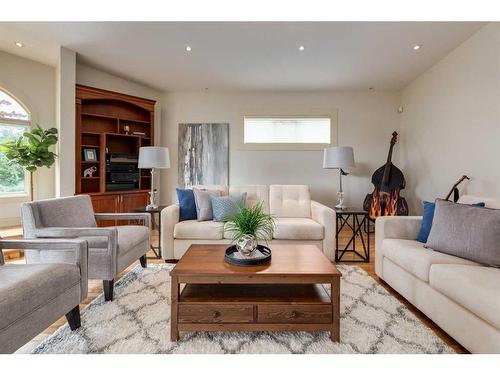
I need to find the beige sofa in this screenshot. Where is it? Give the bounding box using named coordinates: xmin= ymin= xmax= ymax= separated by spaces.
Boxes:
xmin=375 ymin=195 xmax=500 ymax=353
xmin=161 ymin=184 xmax=335 ymax=260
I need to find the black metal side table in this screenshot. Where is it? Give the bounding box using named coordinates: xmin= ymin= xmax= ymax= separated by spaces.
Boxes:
xmin=334 ymin=207 xmax=370 ymax=262
xmin=131 ymin=205 xmax=168 ymax=260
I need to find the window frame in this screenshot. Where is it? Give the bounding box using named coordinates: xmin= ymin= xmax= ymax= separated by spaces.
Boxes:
xmin=0 ymin=88 xmax=31 ymax=199
xmin=239 ymin=112 xmax=338 ymax=151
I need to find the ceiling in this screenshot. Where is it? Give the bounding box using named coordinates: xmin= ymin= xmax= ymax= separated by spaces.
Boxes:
xmin=0 ymin=22 xmax=485 ymax=92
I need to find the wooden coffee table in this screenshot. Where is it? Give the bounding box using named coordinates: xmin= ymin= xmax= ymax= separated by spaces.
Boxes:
xmin=170 ymin=244 xmax=341 ymax=341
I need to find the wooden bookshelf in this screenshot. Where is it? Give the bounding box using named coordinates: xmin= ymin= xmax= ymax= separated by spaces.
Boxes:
xmin=75 ymin=84 xmax=156 ymax=219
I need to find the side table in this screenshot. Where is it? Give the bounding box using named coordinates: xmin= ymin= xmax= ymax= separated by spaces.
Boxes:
xmin=131 ymin=205 xmax=168 ymax=260
xmin=334 ymin=207 xmax=370 ymax=262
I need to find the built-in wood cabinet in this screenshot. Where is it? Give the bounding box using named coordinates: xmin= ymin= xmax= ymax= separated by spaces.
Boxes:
xmin=75 ymin=85 xmax=155 ymax=223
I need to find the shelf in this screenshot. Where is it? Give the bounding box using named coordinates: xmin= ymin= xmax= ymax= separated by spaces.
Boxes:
xmin=81 ymin=161 xmax=100 ymax=164
xmin=82 ymin=131 xmax=101 ymax=135
xmin=83 ymin=112 xmax=150 ymax=124
xmin=81 ymin=144 xmax=100 ymax=148
xmin=82 ymin=112 xmax=118 ymax=121
xmin=119 ymin=118 xmax=150 ymax=124
xmin=81 ymin=177 xmax=100 ymax=180
xmin=106 ymin=132 xmax=151 ymax=140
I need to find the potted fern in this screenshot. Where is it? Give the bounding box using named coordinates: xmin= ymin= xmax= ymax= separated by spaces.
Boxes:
xmin=225 ymin=201 xmax=275 ymax=256
xmin=0 ymin=124 xmax=58 ymax=199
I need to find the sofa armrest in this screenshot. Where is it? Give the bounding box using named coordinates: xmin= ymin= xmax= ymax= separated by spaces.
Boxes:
xmin=160 ymin=204 xmax=180 ymax=259
xmin=375 ymin=216 xmax=422 ymax=278
xmin=0 ymin=238 xmax=88 ymax=299
xmin=34 ymin=227 xmax=117 ymax=276
xmin=94 ymin=213 xmax=151 ymax=229
xmin=311 ymin=201 xmax=336 ymax=261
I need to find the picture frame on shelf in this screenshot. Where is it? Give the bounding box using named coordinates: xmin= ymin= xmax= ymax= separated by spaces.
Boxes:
xmin=83 ymin=148 xmax=98 ymax=162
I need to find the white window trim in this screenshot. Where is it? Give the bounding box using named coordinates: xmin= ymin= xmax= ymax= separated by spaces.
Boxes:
xmin=0 ymin=87 xmax=32 ymax=199
xmin=238 ymin=111 xmax=338 ymax=151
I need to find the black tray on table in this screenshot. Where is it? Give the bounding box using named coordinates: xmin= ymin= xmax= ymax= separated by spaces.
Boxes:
xmin=224 ymin=244 xmax=271 ymax=266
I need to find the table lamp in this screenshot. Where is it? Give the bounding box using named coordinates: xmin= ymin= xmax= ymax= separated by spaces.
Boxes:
xmin=138 ymin=147 xmax=170 ymax=210
xmin=323 ymin=146 xmax=355 ymax=209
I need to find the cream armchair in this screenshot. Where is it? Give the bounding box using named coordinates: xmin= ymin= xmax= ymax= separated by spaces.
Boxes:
xmin=21 ymin=195 xmax=151 ymax=301
xmin=161 ymin=185 xmax=336 ymax=260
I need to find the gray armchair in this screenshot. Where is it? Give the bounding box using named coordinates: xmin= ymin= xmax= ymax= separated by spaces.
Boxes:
xmin=0 ymin=238 xmax=87 ymax=353
xmin=21 ymin=195 xmax=151 ymax=301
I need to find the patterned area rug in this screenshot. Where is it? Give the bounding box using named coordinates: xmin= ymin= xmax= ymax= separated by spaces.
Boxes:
xmin=32 ymin=264 xmax=454 ymax=354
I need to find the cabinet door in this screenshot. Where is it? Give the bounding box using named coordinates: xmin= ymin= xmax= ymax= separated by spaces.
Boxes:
xmin=118 ymin=192 xmax=149 ymax=225
xmin=120 ymin=192 xmax=149 ymax=213
xmin=91 ymin=194 xmax=119 ymax=227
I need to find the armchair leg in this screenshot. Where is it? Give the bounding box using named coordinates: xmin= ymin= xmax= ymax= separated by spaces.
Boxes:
xmin=103 ymin=279 xmax=114 ymax=301
xmin=139 ymin=255 xmax=147 ymax=268
xmin=65 ymin=306 xmax=81 ymax=330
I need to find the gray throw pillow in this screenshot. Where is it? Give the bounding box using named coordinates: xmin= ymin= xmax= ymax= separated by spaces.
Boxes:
xmin=426 ymin=199 xmax=500 ymax=267
xmin=193 ymin=188 xmax=221 ymax=221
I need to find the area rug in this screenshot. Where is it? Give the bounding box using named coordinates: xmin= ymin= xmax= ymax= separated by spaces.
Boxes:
xmin=32 ymin=264 xmax=454 ymax=354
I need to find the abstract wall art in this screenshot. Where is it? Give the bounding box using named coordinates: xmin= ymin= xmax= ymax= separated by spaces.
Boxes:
xmin=178 ymin=123 xmax=229 ymax=187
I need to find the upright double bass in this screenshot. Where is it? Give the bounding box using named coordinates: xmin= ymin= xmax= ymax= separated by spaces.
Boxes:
xmin=363 ymin=131 xmax=408 ymax=220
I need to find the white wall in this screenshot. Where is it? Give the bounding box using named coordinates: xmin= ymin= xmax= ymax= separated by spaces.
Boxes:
xmin=161 ymin=91 xmax=401 ymax=208
xmin=55 ymin=47 xmax=76 ymax=197
xmin=399 ymin=23 xmax=500 ymax=214
xmin=0 ymin=51 xmax=55 ymax=225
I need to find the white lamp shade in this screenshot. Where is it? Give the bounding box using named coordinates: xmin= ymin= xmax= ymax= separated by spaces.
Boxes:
xmin=138 ymin=147 xmax=171 ymax=169
xmin=323 ymin=146 xmax=355 ymax=169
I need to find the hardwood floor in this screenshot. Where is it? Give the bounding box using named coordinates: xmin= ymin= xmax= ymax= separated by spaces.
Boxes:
xmin=8 ymin=228 xmax=468 ymax=354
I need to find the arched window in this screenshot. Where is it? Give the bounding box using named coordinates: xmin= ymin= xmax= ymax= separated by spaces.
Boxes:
xmin=0 ymin=88 xmax=31 ymax=196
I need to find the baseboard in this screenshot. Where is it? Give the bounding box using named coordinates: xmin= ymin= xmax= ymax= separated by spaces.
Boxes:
xmin=0 ymin=217 xmax=21 ymax=228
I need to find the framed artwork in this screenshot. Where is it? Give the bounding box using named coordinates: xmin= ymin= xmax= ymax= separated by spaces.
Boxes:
xmin=83 ymin=148 xmax=98 ymax=162
xmin=178 ymin=123 xmax=229 ymax=187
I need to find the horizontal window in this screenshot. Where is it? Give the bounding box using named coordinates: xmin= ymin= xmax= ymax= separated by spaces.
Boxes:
xmin=244 ymin=117 xmax=331 ymax=144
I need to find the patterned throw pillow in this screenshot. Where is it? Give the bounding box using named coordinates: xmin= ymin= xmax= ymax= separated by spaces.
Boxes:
xmin=211 ymin=193 xmax=247 ymax=222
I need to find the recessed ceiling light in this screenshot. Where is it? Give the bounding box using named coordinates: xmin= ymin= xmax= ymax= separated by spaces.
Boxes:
xmin=15 ymin=41 xmax=24 ymax=48
xmin=185 ymin=46 xmax=192 ymax=52
xmin=412 ymin=44 xmax=422 ymax=51
xmin=299 ymin=45 xmax=305 ymax=51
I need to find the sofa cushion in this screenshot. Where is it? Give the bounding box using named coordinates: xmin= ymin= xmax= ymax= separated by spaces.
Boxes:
xmin=269 ymin=185 xmax=311 ymax=218
xmin=193 ymin=185 xmax=228 ymax=196
xmin=229 ymin=185 xmax=270 ymax=213
xmin=0 ymin=263 xmax=80 ymax=332
xmin=429 ymin=264 xmax=500 ymax=330
xmin=81 ymin=225 xmax=150 ymax=254
xmin=174 ymin=220 xmax=224 ymax=240
xmin=382 ymin=239 xmax=478 ymax=282
xmin=426 ymin=199 xmax=500 ymax=267
xmin=273 ymin=218 xmax=324 ymax=240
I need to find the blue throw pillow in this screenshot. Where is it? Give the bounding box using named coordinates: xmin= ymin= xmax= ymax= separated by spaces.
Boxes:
xmin=176 ymin=188 xmax=197 ymax=221
xmin=211 ymin=193 xmax=247 ymax=222
xmin=416 ymin=200 xmax=485 ymax=243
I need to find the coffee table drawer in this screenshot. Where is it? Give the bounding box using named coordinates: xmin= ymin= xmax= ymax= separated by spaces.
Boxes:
xmin=178 ymin=304 xmax=254 ymax=323
xmin=258 ymin=304 xmax=332 ymax=323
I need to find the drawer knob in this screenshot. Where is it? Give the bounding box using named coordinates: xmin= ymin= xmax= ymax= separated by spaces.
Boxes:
xmin=291 ymin=310 xmax=299 ymax=319
xmin=213 ymin=310 xmax=221 ymax=319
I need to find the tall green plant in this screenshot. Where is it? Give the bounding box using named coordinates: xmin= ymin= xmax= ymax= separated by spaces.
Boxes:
xmin=225 ymin=201 xmax=275 ymax=243
xmin=0 ymin=124 xmax=58 ymax=198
